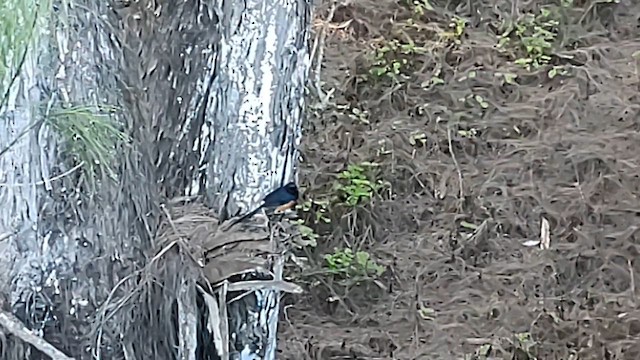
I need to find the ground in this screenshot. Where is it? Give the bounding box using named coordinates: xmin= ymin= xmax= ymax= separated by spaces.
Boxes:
xmin=277 ymin=0 xmax=640 ymax=359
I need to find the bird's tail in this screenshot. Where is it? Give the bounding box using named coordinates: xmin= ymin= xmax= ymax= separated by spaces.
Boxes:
xmin=228 ymin=205 xmax=262 ymax=227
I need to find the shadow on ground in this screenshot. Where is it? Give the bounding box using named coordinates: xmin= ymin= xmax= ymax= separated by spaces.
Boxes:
xmin=278 ymin=0 xmax=640 ymax=359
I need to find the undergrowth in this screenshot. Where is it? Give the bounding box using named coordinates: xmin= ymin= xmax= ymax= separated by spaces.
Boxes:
xmin=288 ymin=0 xmax=626 ymax=355
xmin=286 ymin=161 xmax=389 ymax=310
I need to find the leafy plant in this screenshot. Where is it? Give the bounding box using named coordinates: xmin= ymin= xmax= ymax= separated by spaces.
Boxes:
xmin=348 ymin=107 xmax=370 ymax=125
xmin=406 ymin=0 xmax=434 ymax=16
xmin=291 ymin=219 xmax=319 ymax=248
xmin=1 ymin=3 xmax=126 ymax=188
xmin=409 ymin=132 xmax=427 ymax=146
xmin=495 ymin=72 xmax=519 ymax=85
xmin=448 ymin=17 xmax=467 ymax=45
xmin=335 ymin=163 xmax=385 ymax=206
xmin=369 ymin=39 xmax=426 ymax=80
xmin=463 ymin=331 xmax=539 ymax=360
xmin=47 ymin=104 xmax=129 ymax=182
xmin=514 ymin=332 xmax=537 ymax=358
xmin=291 ymin=198 xmax=332 ymax=249
xmin=497 ymin=9 xmax=559 ymax=70
xmin=298 ymin=198 xmax=331 ymax=224
xmin=470 ymin=93 xmax=489 ymax=109
xmin=324 ymin=248 xmax=385 ymax=279
xmin=547 ymin=65 xmax=568 ymax=79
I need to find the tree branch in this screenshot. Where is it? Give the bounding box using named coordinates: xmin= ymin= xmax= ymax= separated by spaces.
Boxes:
xmin=0 ymin=310 xmax=74 ymax=360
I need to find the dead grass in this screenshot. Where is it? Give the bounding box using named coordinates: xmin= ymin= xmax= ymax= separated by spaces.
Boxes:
xmin=280 ymin=0 xmax=640 ymax=359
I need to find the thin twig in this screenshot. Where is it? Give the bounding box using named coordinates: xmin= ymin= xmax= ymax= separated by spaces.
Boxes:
xmin=447 ymin=122 xmax=464 ymax=200
xmin=0 ymin=119 xmax=43 ymax=160
xmin=0 ymin=310 xmax=74 ymax=360
xmin=570 ymin=157 xmax=586 ymax=203
xmin=0 ymin=161 xmax=84 ymax=188
xmin=281 ymin=304 xmax=307 ymax=355
xmin=0 ymin=7 xmax=40 ymax=111
xmin=629 ymin=259 xmax=636 ymax=303
xmin=94 ymin=218 xmax=196 ymax=359
xmin=309 ymin=1 xmax=337 ymax=98
xmin=219 ymin=281 xmax=229 ymax=359
xmin=160 ymin=204 xmax=204 ymax=267
xmin=225 ymin=279 xmax=303 ymax=294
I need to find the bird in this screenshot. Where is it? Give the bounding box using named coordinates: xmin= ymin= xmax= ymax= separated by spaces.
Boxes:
xmin=228 ymin=182 xmax=299 ymax=227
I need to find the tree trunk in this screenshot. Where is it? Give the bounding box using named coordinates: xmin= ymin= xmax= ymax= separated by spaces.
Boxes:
xmin=203 ymin=0 xmax=311 ymax=358
xmin=0 ymin=0 xmax=311 ymax=359
xmin=1 ymin=0 xmax=160 ymax=359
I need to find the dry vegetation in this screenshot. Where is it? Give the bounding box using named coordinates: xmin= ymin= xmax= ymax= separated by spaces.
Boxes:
xmin=279 ymin=0 xmax=640 ymax=359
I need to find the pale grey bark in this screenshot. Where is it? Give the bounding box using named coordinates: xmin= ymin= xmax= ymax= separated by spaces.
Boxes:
xmin=1 ymin=1 xmax=159 ymax=358
xmin=0 ymin=15 xmax=54 ymax=347
xmin=0 ymin=0 xmax=311 ymax=359
xmin=200 ymin=0 xmax=311 ymax=358
xmin=204 ymin=0 xmax=310 ymax=213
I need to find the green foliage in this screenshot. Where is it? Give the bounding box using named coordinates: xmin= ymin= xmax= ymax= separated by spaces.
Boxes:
xmin=298 ymin=198 xmax=331 ymax=224
xmin=497 ymin=9 xmax=559 ymax=71
xmin=464 ymin=93 xmax=489 ymax=110
xmin=292 ymin=220 xmax=319 ymax=248
xmin=406 ymin=0 xmax=434 ymax=15
xmin=288 ymin=178 xmax=387 ymax=288
xmin=47 ymin=105 xmax=129 ymax=182
xmin=495 ymin=72 xmax=519 ymax=85
xmin=0 ymin=0 xmax=48 ymax=109
xmin=409 ymin=131 xmax=427 ymax=146
xmin=335 ymin=163 xmax=386 ymax=207
xmin=348 ymin=106 xmax=370 ymax=125
xmin=464 ymin=331 xmax=538 ymax=360
xmin=0 ymin=1 xmax=127 ymax=189
xmin=514 ymin=332 xmax=537 ymax=358
xmin=292 ymin=199 xmax=332 ymax=249
xmin=324 ymin=248 xmax=384 ymax=280
xmin=368 ymin=39 xmax=426 ymax=80
xmin=448 ymin=17 xmax=467 ymax=45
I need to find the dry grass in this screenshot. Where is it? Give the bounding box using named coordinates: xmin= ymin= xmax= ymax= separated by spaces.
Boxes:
xmin=280 ymin=0 xmax=640 ymax=359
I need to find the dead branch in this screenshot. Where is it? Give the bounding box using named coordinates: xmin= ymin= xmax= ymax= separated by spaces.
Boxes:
xmin=0 ymin=310 xmax=74 ymax=360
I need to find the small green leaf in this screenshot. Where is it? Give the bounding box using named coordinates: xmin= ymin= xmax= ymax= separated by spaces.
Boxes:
xmin=503 ymin=73 xmax=518 ymax=84
xmin=418 ymin=306 xmax=436 ymax=320
xmin=369 ymin=67 xmax=387 ymax=77
xmin=460 ymin=221 xmax=478 ymax=230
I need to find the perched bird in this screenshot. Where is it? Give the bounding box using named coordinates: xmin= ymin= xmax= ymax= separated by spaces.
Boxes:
xmin=229 ymin=182 xmax=299 ymax=226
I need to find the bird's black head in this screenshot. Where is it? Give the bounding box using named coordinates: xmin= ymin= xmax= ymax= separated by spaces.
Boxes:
xmin=283 ymin=182 xmax=299 ymax=198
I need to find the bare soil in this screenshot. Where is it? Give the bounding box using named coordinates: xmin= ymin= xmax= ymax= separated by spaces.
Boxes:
xmin=279 ymin=0 xmax=640 ymax=359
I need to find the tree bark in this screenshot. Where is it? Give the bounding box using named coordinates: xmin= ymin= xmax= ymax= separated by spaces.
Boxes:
xmin=0 ymin=0 xmax=312 ymax=359
xmin=202 ymin=0 xmax=311 ymax=358
xmin=1 ymin=1 xmax=160 ymax=358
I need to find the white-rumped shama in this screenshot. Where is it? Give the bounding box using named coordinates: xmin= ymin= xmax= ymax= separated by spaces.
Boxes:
xmin=229 ymin=182 xmax=299 ymax=226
